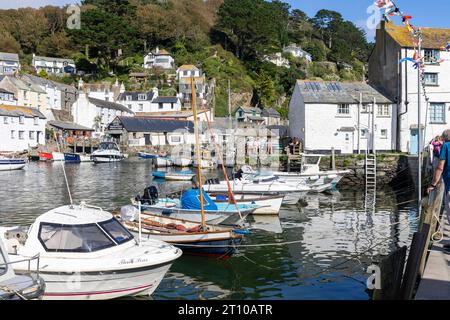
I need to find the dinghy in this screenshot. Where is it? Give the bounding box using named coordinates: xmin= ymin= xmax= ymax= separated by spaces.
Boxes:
xmin=118 ymin=206 xmax=243 ymax=257
xmin=152 ymin=171 xmax=195 ymax=181
xmin=0 ymin=158 xmax=26 ymax=171
xmin=0 ymin=202 xmax=182 ymax=300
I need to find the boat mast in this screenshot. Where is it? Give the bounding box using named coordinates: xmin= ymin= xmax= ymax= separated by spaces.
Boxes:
xmin=191 ymin=77 xmax=206 ymax=227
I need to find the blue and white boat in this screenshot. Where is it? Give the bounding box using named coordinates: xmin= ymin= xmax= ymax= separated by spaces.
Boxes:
xmin=152 ymin=171 xmax=195 ymax=181
xmin=138 ymin=152 xmax=158 ymax=159
xmin=64 ymin=153 xmax=92 ymax=163
xmin=0 ymin=158 xmax=26 ymax=171
xmin=133 ymin=187 xmax=257 ymax=226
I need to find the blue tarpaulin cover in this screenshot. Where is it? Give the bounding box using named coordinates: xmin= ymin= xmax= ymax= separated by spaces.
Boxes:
xmin=181 ymin=188 xmax=218 ymax=210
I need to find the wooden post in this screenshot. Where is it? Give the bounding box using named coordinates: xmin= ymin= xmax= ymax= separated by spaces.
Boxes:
xmin=331 ymin=147 xmax=336 ymax=170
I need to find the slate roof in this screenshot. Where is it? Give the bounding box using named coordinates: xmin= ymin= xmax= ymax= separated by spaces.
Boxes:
xmin=87 ymin=97 xmax=133 ymax=114
xmin=0 ymin=52 xmax=19 ymax=62
xmin=118 ymin=91 xmax=155 ymax=102
xmin=237 ymin=106 xmax=262 ymax=114
xmin=0 ymin=105 xmax=46 ymax=119
xmin=152 ymin=96 xmax=179 ymax=104
xmin=48 ymin=120 xmax=94 ymax=131
xmin=267 ymin=125 xmax=289 ymax=137
xmin=261 ymin=108 xmax=280 ymax=118
xmin=0 ymin=88 xmax=14 ymax=95
xmin=296 ymin=80 xmax=393 ymax=104
xmin=385 ymin=21 xmax=450 ymax=49
xmin=113 ymin=117 xmax=194 ymax=133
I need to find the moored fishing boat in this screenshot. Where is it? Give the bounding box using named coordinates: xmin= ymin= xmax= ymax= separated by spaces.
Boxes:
xmin=118 ymin=207 xmax=243 ymax=257
xmin=152 ymin=170 xmax=195 ymax=181
xmin=173 ymin=157 xmax=192 ymax=167
xmin=0 ymin=158 xmax=26 ymax=171
xmin=0 ymin=202 xmax=182 ymax=300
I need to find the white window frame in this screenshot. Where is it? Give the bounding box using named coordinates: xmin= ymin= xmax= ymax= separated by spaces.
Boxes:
xmin=3 ymin=117 xmax=8 ymax=124
xmin=430 ymin=103 xmax=446 ymax=124
xmin=19 ymin=116 xmax=24 ymax=124
xmin=29 ymin=131 xmax=35 ymax=140
xmin=380 ymin=129 xmax=388 ymax=139
xmin=34 ymin=117 xmax=39 ymax=125
xmin=138 ymin=94 xmax=147 ymax=101
xmin=18 ymin=131 xmax=24 ymax=140
xmin=424 ymin=73 xmax=439 ymax=86
xmin=337 ymin=104 xmax=350 ymax=115
xmin=10 ymin=130 xmax=15 ymax=139
xmin=424 ymin=49 xmax=440 ymax=64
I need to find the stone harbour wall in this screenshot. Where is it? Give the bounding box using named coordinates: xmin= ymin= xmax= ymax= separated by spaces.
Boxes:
xmin=318 ymin=154 xmax=413 ymax=188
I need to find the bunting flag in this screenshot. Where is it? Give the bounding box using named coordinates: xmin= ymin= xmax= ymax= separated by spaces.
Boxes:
xmin=399 ymin=57 xmax=420 ymax=69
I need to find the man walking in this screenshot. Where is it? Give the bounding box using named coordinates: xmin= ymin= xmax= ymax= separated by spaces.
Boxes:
xmin=427 ymin=129 xmax=450 ymax=250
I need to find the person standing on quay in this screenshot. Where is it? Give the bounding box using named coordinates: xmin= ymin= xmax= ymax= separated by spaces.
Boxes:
xmin=427 ymin=129 xmax=450 ymax=251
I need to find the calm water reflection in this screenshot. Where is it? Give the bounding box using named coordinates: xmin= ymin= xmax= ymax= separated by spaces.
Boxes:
xmin=0 ymin=159 xmax=417 ymax=300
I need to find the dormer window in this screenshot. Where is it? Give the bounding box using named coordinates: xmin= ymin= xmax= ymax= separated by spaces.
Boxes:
xmin=138 ymin=94 xmax=147 ymax=101
xmin=126 ymin=95 xmax=132 ymax=101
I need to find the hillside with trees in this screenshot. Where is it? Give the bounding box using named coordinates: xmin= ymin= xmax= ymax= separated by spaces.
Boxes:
xmin=0 ymin=0 xmax=373 ymax=117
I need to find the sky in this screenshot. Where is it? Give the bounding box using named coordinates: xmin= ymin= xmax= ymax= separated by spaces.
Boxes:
xmin=0 ymin=0 xmax=449 ymax=41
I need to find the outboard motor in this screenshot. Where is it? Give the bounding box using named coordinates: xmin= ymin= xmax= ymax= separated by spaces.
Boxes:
xmin=234 ymin=169 xmax=243 ymax=180
xmin=136 ymin=185 xmax=159 ymax=205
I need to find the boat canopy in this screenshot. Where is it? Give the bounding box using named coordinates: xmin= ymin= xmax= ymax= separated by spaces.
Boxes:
xmin=181 ymin=188 xmax=218 ymax=211
xmin=21 ymin=204 xmax=134 ymax=254
xmin=98 ymin=142 xmax=119 ymax=151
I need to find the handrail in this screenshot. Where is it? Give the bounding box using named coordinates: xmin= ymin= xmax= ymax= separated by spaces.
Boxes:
xmin=0 ymin=253 xmax=41 ymax=277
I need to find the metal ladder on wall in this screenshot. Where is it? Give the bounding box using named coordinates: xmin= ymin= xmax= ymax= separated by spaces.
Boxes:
xmin=365 ymin=148 xmax=377 ymax=210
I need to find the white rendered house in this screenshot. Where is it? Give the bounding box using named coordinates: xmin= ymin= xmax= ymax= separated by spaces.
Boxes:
xmin=0 ymin=52 xmax=20 ymax=75
xmin=0 ymin=105 xmax=46 ymax=152
xmin=143 ymin=47 xmax=175 ymax=70
xmin=288 ymin=80 xmax=396 ymax=154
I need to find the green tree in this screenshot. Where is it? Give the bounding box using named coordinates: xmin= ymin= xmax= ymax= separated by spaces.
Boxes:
xmin=255 ymin=70 xmax=276 ymax=108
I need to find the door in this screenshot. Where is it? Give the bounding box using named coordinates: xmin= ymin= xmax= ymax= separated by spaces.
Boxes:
xmin=410 ymin=129 xmax=418 ymax=155
xmin=144 ymin=134 xmax=151 ymax=145
xmin=341 ymin=132 xmax=353 ymax=154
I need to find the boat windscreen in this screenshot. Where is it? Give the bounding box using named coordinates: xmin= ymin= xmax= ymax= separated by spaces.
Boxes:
xmin=98 ymin=218 xmax=133 ymax=245
xmin=99 ymin=142 xmax=119 ymax=151
xmin=38 ymin=222 xmax=116 ymax=252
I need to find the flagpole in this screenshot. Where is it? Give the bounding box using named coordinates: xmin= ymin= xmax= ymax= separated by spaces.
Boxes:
xmin=417 ymin=30 xmax=422 ymax=217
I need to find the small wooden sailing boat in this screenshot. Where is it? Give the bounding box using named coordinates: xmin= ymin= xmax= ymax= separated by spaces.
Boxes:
xmin=152 ymin=170 xmax=195 ymax=181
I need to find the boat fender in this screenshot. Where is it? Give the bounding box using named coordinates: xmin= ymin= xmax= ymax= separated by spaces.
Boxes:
xmin=233 ymin=229 xmax=251 ymax=235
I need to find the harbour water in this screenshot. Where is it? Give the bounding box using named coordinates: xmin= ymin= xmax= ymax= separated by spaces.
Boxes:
xmin=0 ymin=158 xmax=418 ymax=300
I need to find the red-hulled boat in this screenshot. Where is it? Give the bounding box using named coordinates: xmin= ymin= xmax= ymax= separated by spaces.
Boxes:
xmin=38 ymin=152 xmax=53 ymax=161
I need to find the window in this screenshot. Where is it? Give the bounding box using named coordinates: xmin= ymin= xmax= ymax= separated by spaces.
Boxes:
xmin=10 ymin=117 xmax=14 ymax=123
xmin=158 ymin=103 xmax=163 ymax=109
xmin=29 ymin=131 xmax=35 ymax=140
xmin=19 ymin=116 xmax=24 ymax=124
xmin=377 ymin=105 xmax=390 ymax=116
xmin=361 ymin=129 xmax=368 ymax=139
xmin=171 ymin=136 xmax=181 ymax=143
xmin=10 ymin=130 xmax=14 ymax=139
xmin=183 ymin=71 xmax=188 ymax=76
xmin=430 ymin=103 xmax=446 ymax=123
xmin=424 ymin=73 xmax=439 ymax=86
xmin=138 ymin=94 xmax=147 ymax=101
xmin=361 ymin=104 xmax=369 ymax=113
xmin=98 ymin=218 xmax=133 ymax=245
xmin=424 ymin=49 xmax=440 ymax=64
xmin=38 ymin=222 xmax=116 ymax=253
xmin=127 ymin=104 xmax=132 ymax=109
xmin=34 ymin=117 xmax=39 ymax=125
xmin=138 ymin=104 xmax=144 ymax=111
xmin=3 ymin=117 xmax=8 ymax=124
xmin=18 ymin=131 xmax=24 ymax=140
xmin=337 ymin=104 xmax=350 ymax=115
xmin=380 ymin=129 xmax=388 ymax=139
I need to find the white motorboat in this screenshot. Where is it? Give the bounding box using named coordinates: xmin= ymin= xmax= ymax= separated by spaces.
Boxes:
xmin=92 ymin=142 xmax=124 ymax=163
xmin=0 ymin=158 xmax=26 ymax=171
xmin=155 ymin=157 xmax=173 ymax=167
xmin=0 ymin=236 xmax=45 ymax=300
xmin=0 ymin=202 xmax=181 ymax=300
xmin=204 ymin=175 xmax=332 ymax=205
xmin=208 ymin=193 xmax=283 ymax=215
xmin=193 ymin=159 xmax=215 ymax=169
xmin=173 ymin=157 xmax=192 ymax=167
xmin=52 ymin=152 xmax=65 ymax=162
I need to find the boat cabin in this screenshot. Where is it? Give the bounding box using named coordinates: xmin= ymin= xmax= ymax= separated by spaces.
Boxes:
xmin=6 ymin=204 xmax=135 ymax=256
xmin=97 ymin=141 xmax=120 ymax=152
